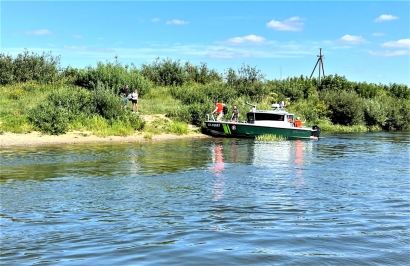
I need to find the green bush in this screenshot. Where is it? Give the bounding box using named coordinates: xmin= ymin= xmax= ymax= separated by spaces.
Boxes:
xmin=318 ymin=74 xmax=354 ymax=92
xmin=0 ymin=50 xmax=61 ymax=85
xmin=320 ymin=90 xmax=364 ymax=126
xmin=188 ymin=103 xmax=211 ymax=126
xmin=93 ymin=82 xmax=124 ymax=119
xmin=74 ymin=60 xmax=151 ymax=96
xmin=388 ymin=83 xmax=410 ymax=100
xmin=125 ymin=113 xmax=145 ymax=131
xmin=383 ymin=98 xmax=410 ymax=130
xmin=140 ymin=57 xmax=186 ymax=86
xmin=26 ymin=82 xmax=133 ymax=134
xmin=184 ymin=62 xmax=222 ymax=84
xmin=166 ymin=105 xmax=193 ymax=123
xmin=166 ymin=101 xmax=212 ymax=126
xmin=362 ymin=98 xmax=388 ymax=127
xmin=273 ymin=77 xmax=305 ymax=102
xmin=28 ymin=102 xmax=69 ymax=135
xmin=289 ymin=100 xmax=330 ymax=123
xmin=353 ymin=82 xmax=382 ymax=98
xmin=0 ymin=53 xmax=14 ymax=85
xmin=47 ymin=86 xmax=95 ymax=119
xmin=170 ymin=81 xmax=236 ymax=105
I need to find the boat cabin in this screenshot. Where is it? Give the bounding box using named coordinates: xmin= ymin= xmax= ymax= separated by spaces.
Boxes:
xmin=246 ymin=104 xmax=295 ymax=127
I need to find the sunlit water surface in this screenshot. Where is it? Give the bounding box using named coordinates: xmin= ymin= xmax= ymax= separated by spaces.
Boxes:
xmin=1 ymin=132 xmax=409 ymax=265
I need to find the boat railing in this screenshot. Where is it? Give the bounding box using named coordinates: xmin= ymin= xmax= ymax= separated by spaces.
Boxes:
xmin=246 ymin=102 xmax=257 ymax=111
xmin=206 ymin=113 xmax=216 ymax=121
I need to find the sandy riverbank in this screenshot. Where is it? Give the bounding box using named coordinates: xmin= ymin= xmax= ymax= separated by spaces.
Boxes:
xmin=0 ymin=131 xmax=211 ymax=147
xmin=0 ymin=114 xmax=212 ymax=147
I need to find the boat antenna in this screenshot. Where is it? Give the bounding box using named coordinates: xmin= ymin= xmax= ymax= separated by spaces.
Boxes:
xmin=310 ymin=48 xmax=325 ymax=82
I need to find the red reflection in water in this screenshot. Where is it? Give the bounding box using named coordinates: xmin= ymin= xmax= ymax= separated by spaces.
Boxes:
xmin=293 ymin=140 xmax=307 ymax=211
xmin=211 ymin=144 xmax=225 ymax=174
xmin=294 ymin=140 xmax=305 ymax=187
xmin=210 ymin=144 xmax=225 ymax=202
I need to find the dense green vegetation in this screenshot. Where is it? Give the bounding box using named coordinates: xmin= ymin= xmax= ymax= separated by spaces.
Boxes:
xmin=1 ymin=50 xmax=409 ymax=136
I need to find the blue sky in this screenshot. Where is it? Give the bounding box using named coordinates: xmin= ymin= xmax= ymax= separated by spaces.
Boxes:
xmin=1 ymin=1 xmax=409 ymax=85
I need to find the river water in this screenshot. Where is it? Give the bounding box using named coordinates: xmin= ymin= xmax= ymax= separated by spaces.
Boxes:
xmin=1 ymin=132 xmax=409 ymax=265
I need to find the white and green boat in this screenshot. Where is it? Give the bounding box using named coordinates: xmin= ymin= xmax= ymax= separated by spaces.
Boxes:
xmin=205 ymin=103 xmax=321 ymax=140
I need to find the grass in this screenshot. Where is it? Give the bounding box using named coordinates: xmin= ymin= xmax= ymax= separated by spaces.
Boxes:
xmin=142 ymin=117 xmax=189 ymax=135
xmin=167 ymin=121 xmax=189 ymax=135
xmin=144 ymin=132 xmax=153 ymax=140
xmin=0 ymin=83 xmax=52 ymax=133
xmin=141 ymin=86 xmax=182 ymax=114
xmin=256 ymin=134 xmax=287 ymax=141
xmin=316 ymin=121 xmax=378 ymax=133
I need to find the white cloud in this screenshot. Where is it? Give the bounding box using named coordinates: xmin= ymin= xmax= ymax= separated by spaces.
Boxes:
xmin=369 ymin=50 xmax=409 ymax=57
xmin=266 ymin=17 xmax=304 ymax=31
xmin=225 ymin=34 xmax=266 ymax=44
xmin=73 ymin=34 xmax=82 ymax=39
xmin=374 ymin=14 xmax=399 ymax=22
xmin=336 ymin=35 xmax=367 ymax=45
xmin=24 ymin=29 xmax=51 ymax=35
xmin=166 ymin=19 xmax=189 ymax=25
xmin=381 ymin=39 xmax=410 ymax=48
xmin=151 ymin=18 xmax=160 ymax=22
xmin=372 ymin=32 xmax=385 ymax=37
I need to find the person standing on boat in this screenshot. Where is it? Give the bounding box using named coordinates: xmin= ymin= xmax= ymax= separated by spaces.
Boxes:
xmin=231 ymin=105 xmax=239 ymax=122
xmin=212 ymin=102 xmax=224 ymax=121
xmin=294 ymin=117 xmax=303 ymax=127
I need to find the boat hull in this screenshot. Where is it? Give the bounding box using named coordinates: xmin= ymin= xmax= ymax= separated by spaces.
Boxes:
xmin=205 ymin=121 xmax=319 ymax=140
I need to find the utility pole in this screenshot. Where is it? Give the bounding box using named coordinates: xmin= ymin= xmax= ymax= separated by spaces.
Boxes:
xmin=310 ymin=48 xmax=325 ymax=82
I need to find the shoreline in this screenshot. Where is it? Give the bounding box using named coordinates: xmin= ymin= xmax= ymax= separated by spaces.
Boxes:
xmin=0 ymin=131 xmax=211 ymax=147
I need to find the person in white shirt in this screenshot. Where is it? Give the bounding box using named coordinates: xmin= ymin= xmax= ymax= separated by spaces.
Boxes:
xmin=131 ymin=89 xmax=139 ymax=113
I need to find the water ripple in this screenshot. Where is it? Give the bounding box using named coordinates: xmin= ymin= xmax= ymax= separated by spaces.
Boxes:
xmin=1 ymin=134 xmax=409 ymax=265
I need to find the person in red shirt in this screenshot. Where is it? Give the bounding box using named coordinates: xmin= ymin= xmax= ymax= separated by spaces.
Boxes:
xmin=294 ymin=117 xmax=303 ymax=127
xmin=212 ymin=102 xmax=225 ymax=121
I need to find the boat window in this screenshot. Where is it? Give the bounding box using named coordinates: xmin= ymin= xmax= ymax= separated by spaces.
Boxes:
xmin=288 ymin=115 xmax=294 ymax=122
xmin=247 ymin=114 xmax=255 ymax=123
xmin=248 ymin=113 xmax=285 ymax=121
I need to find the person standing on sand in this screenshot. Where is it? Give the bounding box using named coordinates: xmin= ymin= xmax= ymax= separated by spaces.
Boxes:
xmin=131 ymin=89 xmax=139 ymax=113
xmin=118 ymin=84 xmax=130 ymax=110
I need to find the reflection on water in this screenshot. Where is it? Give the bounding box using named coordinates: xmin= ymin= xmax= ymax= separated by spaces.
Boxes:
xmin=293 ymin=140 xmax=305 ymax=187
xmin=0 ymin=132 xmax=409 ymax=265
xmin=210 ymin=142 xmax=226 ymax=202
